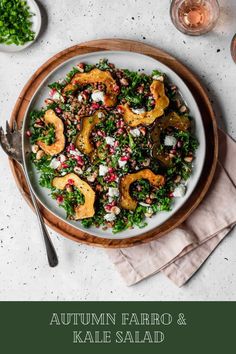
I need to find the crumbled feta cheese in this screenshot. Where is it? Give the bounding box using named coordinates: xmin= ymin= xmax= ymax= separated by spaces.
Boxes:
xmin=99 ymin=164 xmax=108 ymax=176
xmin=153 ymin=75 xmax=164 ymax=81
xmin=52 ymin=91 xmax=64 ymax=102
xmin=105 ymin=136 xmax=115 ymax=146
xmin=173 ymin=185 xmax=186 ymax=198
xmin=108 ymin=187 xmax=119 ymax=198
xmin=61 ymin=171 xmax=67 ymax=176
xmin=104 ymin=213 xmax=116 ymax=222
xmin=98 ymin=112 xmax=105 ymax=119
xmin=91 ymin=90 xmax=105 ymax=103
xmin=87 ymin=174 xmax=96 ymax=182
xmin=70 ymin=149 xmax=82 ymax=156
xmin=78 ymin=94 xmax=83 ymax=102
xmin=139 ymin=202 xmax=151 ymax=207
xmin=59 ymin=154 xmax=66 ymax=162
xmin=164 ymin=135 xmax=177 ymax=147
xmin=145 ymin=207 xmax=153 ymax=218
xmin=49 ymin=158 xmax=61 ymax=169
xmin=111 ymin=206 xmax=121 ymax=215
xmin=131 ymin=107 xmax=146 ymax=114
xmin=147 ymin=207 xmax=153 ymax=214
xmin=130 ymin=128 xmax=140 ymax=137
xmin=74 ymin=166 xmax=83 ymax=175
xmin=118 ymin=159 xmax=127 ymax=168
xmin=31 ymin=144 xmax=39 ymax=153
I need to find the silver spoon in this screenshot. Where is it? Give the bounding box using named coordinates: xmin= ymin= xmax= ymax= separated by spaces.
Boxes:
xmin=0 ymin=121 xmax=58 ymax=267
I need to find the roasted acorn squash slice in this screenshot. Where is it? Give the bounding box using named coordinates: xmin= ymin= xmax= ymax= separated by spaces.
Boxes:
xmin=52 ymin=173 xmax=95 ymax=219
xmin=151 ymin=111 xmax=191 ymax=166
xmin=120 ymin=80 xmax=169 ymax=127
xmin=37 ymin=109 xmax=65 ymax=156
xmin=64 ymin=68 xmax=118 ymax=107
xmin=75 ymin=110 xmax=104 ymax=156
xmin=119 ymin=169 xmax=165 ymax=211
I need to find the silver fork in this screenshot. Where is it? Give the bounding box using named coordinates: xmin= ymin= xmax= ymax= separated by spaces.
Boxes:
xmin=0 ymin=121 xmax=58 ymax=267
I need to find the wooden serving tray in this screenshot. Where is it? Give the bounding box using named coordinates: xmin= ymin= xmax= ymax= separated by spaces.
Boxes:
xmin=9 ymin=39 xmax=218 ymax=248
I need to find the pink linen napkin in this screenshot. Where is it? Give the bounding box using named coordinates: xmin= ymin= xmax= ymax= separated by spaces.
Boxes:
xmin=106 ymin=129 xmax=236 ymax=287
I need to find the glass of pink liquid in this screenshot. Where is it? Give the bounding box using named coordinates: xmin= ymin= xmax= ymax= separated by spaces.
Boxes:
xmin=231 ymin=34 xmax=236 ymax=63
xmin=170 ymin=0 xmax=220 ymax=36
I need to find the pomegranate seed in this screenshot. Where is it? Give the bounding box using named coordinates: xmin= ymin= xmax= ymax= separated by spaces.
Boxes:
xmin=114 ymin=140 xmax=119 ymax=148
xmin=55 ymin=107 xmax=62 ymax=114
xmin=177 ymin=141 xmax=182 ymax=148
xmin=67 ymin=179 xmax=74 ymax=185
xmin=113 ymin=84 xmax=120 ymax=93
xmin=61 ymin=162 xmax=69 ymax=169
xmin=76 ymin=156 xmax=84 ymax=166
xmin=105 ymin=200 xmax=116 ymax=211
xmin=108 ymin=167 xmax=114 ymax=173
xmin=91 ymin=103 xmax=100 ymax=110
xmin=26 ymin=130 xmax=32 ymax=137
xmin=137 ymin=86 xmax=144 ymax=93
xmin=117 ymin=128 xmax=124 ymax=135
xmin=105 ymin=204 xmax=112 ymax=212
xmin=35 ymin=120 xmax=43 ymax=126
xmin=56 ymin=195 xmax=64 ymax=203
xmin=97 ymin=130 xmax=105 ymax=137
xmin=106 ymin=173 xmax=117 ymax=182
xmin=170 ymin=149 xmax=176 ymax=155
xmin=169 ymin=192 xmax=174 ymax=198
xmin=117 ymin=105 xmax=124 ymax=114
xmin=121 ymin=155 xmax=129 ymax=161
xmin=116 ymin=120 xmax=124 ymax=128
xmin=49 ymin=89 xmax=56 ymax=97
xmin=66 ymin=143 xmax=75 ymax=152
xmin=77 ymin=63 xmax=84 ymax=68
xmin=109 ymin=147 xmax=115 ymax=154
xmin=98 ymin=84 xmax=104 ymax=91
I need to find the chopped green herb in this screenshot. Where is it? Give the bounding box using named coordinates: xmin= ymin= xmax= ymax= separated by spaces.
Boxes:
xmin=0 ymin=0 xmax=35 ymax=45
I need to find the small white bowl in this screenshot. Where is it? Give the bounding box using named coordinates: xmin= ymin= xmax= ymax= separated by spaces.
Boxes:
xmin=0 ymin=0 xmax=41 ymax=53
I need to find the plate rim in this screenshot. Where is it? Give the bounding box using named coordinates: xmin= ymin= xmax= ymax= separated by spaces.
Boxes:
xmin=8 ymin=39 xmax=218 ymax=248
xmin=21 ymin=49 xmax=206 ymax=239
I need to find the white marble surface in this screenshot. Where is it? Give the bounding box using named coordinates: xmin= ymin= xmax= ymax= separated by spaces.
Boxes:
xmin=0 ymin=0 xmax=235 ymax=301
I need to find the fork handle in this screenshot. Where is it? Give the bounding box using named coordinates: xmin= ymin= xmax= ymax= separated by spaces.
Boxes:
xmin=27 ymin=183 xmax=58 ymax=267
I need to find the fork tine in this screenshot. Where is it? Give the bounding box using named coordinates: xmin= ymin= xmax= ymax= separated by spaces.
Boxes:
xmin=13 ymin=121 xmax=18 ymax=132
xmin=0 ymin=127 xmax=10 ymax=156
xmin=6 ymin=121 xmax=11 ymax=135
xmin=0 ymin=126 xmax=5 ymax=141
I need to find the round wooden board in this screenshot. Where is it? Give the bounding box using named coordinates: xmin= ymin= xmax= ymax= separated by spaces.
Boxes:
xmin=9 ymin=39 xmax=218 ymax=248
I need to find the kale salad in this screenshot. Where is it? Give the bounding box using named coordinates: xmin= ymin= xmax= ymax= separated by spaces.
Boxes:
xmin=28 ymin=59 xmax=198 ymax=233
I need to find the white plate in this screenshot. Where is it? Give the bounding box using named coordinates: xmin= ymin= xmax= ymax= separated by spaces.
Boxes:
xmin=22 ymin=50 xmax=206 ymax=239
xmin=0 ymin=0 xmax=41 ymax=53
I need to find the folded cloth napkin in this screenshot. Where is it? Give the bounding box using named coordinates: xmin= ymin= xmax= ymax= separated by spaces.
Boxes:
xmin=106 ymin=129 xmax=236 ymax=287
